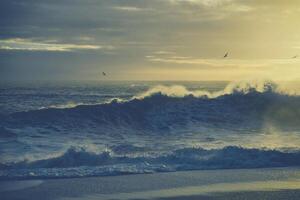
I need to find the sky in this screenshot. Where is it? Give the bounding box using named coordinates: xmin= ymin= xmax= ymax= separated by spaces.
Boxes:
xmin=1 ymin=0 xmax=300 ymax=81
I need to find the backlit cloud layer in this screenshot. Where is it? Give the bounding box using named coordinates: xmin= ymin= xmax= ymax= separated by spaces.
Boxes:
xmin=0 ymin=38 xmax=112 ymax=52
xmin=0 ymin=0 xmax=299 ymax=81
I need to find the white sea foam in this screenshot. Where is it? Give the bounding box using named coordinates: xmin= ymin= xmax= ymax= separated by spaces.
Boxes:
xmin=135 ymin=79 xmax=298 ymax=100
xmin=1 ymin=146 xmax=300 ymax=180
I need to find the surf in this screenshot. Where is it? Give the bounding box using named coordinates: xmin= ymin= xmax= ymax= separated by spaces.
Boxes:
xmin=1 ymin=145 xmax=300 ymax=180
xmin=2 ymin=80 xmax=300 ymax=133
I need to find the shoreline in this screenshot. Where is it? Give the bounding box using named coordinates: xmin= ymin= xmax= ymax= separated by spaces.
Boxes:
xmin=1 ymin=166 xmax=300 ymax=181
xmin=0 ymin=166 xmax=299 ymax=181
xmin=1 ymin=167 xmax=300 ymax=200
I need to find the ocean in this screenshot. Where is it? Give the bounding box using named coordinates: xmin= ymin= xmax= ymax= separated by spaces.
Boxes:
xmin=1 ymin=80 xmax=300 ymax=179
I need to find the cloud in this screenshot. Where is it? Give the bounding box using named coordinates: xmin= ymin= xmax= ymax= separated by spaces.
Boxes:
xmin=0 ymin=38 xmax=114 ymax=52
xmin=153 ymin=51 xmax=175 ymax=55
xmin=146 ymin=54 xmax=300 ymax=68
xmin=112 ymin=6 xmax=145 ymax=12
xmin=0 ymin=0 xmax=299 ymax=81
xmin=169 ymin=0 xmax=233 ymax=7
xmin=223 ymin=4 xmax=253 ymax=12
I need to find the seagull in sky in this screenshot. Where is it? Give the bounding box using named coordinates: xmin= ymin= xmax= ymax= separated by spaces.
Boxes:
xmin=102 ymin=72 xmax=106 ymax=76
xmin=223 ymin=52 xmax=229 ymax=58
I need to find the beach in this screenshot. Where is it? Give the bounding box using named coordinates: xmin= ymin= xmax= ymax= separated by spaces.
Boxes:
xmin=1 ymin=167 xmax=300 ymax=200
xmin=1 ymin=81 xmax=300 ymax=199
xmin=2 ymin=0 xmax=300 ymax=198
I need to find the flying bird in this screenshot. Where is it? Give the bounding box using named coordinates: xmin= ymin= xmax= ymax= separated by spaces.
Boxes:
xmin=223 ymin=52 xmax=229 ymax=58
xmin=292 ymin=55 xmax=298 ymax=59
xmin=102 ymin=72 xmax=106 ymax=76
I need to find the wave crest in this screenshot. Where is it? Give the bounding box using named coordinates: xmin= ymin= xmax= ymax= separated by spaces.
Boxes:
xmin=1 ymin=146 xmax=300 ymax=179
xmin=135 ymin=80 xmax=280 ymax=99
xmin=2 ymin=80 xmax=300 ymax=132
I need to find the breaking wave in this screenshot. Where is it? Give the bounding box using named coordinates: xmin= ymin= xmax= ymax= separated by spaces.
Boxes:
xmin=1 ymin=146 xmax=300 ymax=180
xmin=135 ymin=79 xmax=279 ymax=98
xmin=1 ymin=80 xmax=300 ymax=180
xmin=2 ymin=80 xmax=300 ymax=132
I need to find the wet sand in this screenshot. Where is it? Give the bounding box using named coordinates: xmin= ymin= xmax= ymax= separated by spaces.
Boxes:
xmin=1 ymin=167 xmax=300 ymax=200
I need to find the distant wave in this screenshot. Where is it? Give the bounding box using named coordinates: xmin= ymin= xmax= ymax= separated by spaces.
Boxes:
xmin=2 ymin=80 xmax=300 ymax=133
xmin=1 ymin=146 xmax=300 ymax=179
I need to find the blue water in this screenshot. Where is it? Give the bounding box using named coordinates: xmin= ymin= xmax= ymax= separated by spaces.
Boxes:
xmin=0 ymin=80 xmax=300 ymax=179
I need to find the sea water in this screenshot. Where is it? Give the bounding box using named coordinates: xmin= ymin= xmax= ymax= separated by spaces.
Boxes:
xmin=0 ymin=80 xmax=300 ymax=179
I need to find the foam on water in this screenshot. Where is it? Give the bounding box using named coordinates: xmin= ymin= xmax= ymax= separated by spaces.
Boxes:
xmin=1 ymin=80 xmax=300 ymax=179
xmin=1 ymin=145 xmax=300 ymax=180
xmin=3 ymin=80 xmax=299 ymax=132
